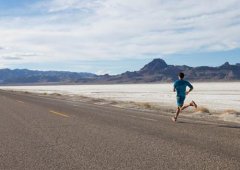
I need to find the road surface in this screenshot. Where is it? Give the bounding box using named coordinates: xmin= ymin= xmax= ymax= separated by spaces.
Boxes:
xmin=0 ymin=90 xmax=239 ymax=170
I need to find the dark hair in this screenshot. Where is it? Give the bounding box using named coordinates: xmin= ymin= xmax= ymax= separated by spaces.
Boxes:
xmin=179 ymin=72 xmax=184 ymax=79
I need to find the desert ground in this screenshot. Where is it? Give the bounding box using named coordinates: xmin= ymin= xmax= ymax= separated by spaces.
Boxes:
xmin=1 ymin=82 xmax=240 ymax=124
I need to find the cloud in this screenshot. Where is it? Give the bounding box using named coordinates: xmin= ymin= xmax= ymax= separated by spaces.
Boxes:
xmin=0 ymin=0 xmax=240 ymax=69
xmin=95 ymin=70 xmax=112 ymax=75
xmin=2 ymin=56 xmax=22 ymax=60
xmin=0 ymin=46 xmax=5 ymax=50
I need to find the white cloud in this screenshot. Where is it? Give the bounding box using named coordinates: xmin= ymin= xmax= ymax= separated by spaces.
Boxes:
xmin=0 ymin=0 xmax=240 ymax=69
xmin=95 ymin=70 xmax=112 ymax=75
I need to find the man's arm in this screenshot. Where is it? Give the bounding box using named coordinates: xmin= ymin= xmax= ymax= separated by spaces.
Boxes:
xmin=173 ymin=82 xmax=176 ymax=92
xmin=186 ymin=87 xmax=193 ymax=95
xmin=186 ymin=82 xmax=193 ymax=95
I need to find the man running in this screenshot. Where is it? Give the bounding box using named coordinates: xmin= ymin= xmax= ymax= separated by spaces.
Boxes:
xmin=172 ymin=72 xmax=197 ymax=122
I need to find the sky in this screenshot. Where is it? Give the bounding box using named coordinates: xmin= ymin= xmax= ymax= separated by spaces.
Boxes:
xmin=0 ymin=0 xmax=240 ymax=75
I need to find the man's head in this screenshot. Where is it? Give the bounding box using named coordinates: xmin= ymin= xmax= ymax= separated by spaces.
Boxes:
xmin=178 ymin=72 xmax=184 ymax=80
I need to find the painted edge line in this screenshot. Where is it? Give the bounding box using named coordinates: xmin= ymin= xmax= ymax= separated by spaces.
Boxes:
xmin=49 ymin=110 xmax=69 ymax=118
xmin=16 ymin=100 xmax=25 ymax=104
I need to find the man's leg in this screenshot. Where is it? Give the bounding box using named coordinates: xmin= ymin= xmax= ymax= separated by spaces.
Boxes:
xmin=175 ymin=106 xmax=181 ymax=119
xmin=172 ymin=100 xmax=198 ymax=122
xmin=181 ymin=101 xmax=198 ymax=112
xmin=172 ymin=96 xmax=184 ymax=122
xmin=172 ymin=106 xmax=181 ymax=122
xmin=181 ymin=103 xmax=191 ymax=111
xmin=191 ymin=101 xmax=198 ymax=108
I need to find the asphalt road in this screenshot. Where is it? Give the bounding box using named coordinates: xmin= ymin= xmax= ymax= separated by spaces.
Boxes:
xmin=0 ymin=90 xmax=239 ymax=170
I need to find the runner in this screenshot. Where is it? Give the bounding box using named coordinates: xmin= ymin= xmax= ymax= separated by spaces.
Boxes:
xmin=172 ymin=72 xmax=197 ymax=122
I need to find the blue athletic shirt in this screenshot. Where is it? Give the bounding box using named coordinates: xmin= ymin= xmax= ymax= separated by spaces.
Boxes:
xmin=174 ymin=80 xmax=193 ymax=97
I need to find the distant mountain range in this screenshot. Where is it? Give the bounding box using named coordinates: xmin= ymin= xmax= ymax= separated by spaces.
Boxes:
xmin=98 ymin=59 xmax=240 ymax=83
xmin=0 ymin=59 xmax=240 ymax=84
xmin=0 ymin=69 xmax=96 ymax=84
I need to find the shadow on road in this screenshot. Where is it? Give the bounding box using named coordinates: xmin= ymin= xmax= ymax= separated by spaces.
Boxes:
xmin=177 ymin=121 xmax=212 ymax=126
xmin=177 ymin=121 xmax=240 ymax=129
xmin=218 ymin=125 xmax=240 ymax=129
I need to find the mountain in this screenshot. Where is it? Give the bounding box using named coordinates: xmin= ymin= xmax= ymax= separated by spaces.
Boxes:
xmin=95 ymin=58 xmax=240 ymax=83
xmin=0 ymin=69 xmax=96 ymax=84
xmin=0 ymin=59 xmax=240 ymax=84
xmin=140 ymin=58 xmax=168 ymax=74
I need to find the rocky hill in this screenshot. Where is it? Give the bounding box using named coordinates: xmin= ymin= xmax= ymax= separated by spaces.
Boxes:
xmin=95 ymin=59 xmax=240 ymax=83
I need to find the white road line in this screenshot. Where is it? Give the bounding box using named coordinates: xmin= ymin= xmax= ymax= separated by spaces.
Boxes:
xmin=49 ymin=110 xmax=69 ymax=118
xmin=16 ymin=100 xmax=25 ymax=104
